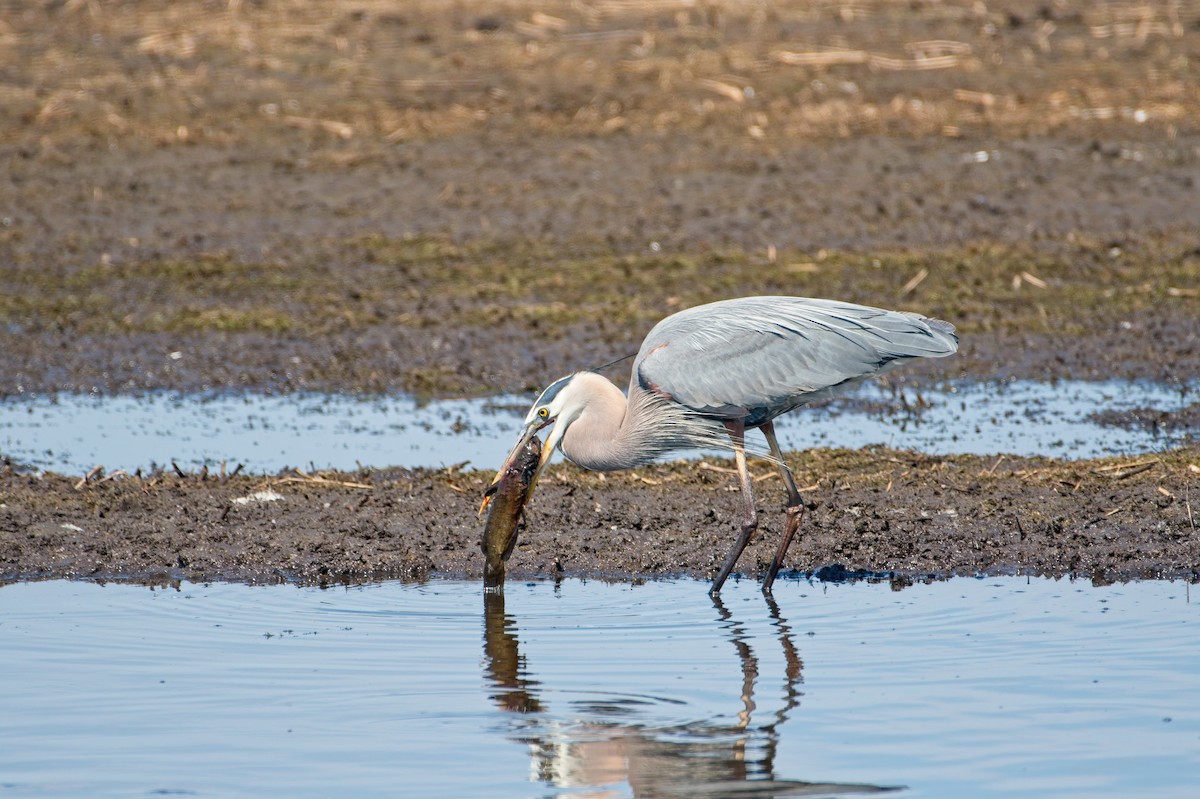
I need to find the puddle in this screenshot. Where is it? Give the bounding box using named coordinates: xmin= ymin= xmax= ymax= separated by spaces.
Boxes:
xmin=0 ymin=380 xmax=1195 ymax=475
xmin=0 ymin=577 xmax=1195 ymax=798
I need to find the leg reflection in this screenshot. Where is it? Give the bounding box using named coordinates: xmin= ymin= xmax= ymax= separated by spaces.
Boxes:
xmin=481 ymin=587 xmax=899 ymax=797
xmin=710 ymin=592 xmax=807 ymax=783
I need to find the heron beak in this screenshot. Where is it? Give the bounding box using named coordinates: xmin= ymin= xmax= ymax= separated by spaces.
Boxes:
xmin=522 ymin=415 xmax=565 ymax=498
xmin=479 ymin=419 xmax=552 ymax=516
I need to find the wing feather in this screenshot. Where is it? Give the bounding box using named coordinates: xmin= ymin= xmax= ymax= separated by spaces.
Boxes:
xmin=634 ymin=297 xmax=958 ymax=422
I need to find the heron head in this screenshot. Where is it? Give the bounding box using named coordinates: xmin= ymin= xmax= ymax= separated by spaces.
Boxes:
xmin=480 ymin=373 xmax=583 ymax=514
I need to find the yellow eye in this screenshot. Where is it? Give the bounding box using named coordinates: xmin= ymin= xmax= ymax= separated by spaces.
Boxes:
xmin=537 ymin=407 xmax=549 ymax=418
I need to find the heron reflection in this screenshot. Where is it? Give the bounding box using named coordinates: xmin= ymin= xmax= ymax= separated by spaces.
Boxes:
xmin=481 ymin=590 xmax=899 ymax=797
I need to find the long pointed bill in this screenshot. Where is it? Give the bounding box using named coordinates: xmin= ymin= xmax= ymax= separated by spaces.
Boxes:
xmin=519 ymin=417 xmax=564 ymax=500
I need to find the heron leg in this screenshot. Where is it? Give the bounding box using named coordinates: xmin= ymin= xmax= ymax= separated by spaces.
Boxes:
xmin=760 ymin=421 xmax=806 ymax=593
xmin=710 ymin=421 xmax=758 ymax=595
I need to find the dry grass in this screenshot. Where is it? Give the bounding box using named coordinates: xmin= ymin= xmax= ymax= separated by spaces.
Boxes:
xmin=4 ymin=0 xmax=1197 ymax=150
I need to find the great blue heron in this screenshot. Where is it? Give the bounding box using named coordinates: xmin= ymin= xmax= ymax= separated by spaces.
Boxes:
xmin=485 ymin=296 xmax=958 ymax=594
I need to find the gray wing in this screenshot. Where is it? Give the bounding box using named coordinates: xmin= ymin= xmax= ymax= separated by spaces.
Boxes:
xmin=634 ymin=296 xmax=958 ymax=422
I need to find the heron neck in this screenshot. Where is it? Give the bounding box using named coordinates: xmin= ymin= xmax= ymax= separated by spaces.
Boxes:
xmin=558 ymin=376 xmax=655 ymax=472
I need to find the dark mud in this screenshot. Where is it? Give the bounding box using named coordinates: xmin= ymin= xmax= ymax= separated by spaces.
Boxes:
xmin=2 ymin=1 xmax=1199 ymax=586
xmin=3 ymin=1 xmax=1200 ymax=398
xmin=3 ymin=448 xmax=1197 ymax=587
xmin=4 ymin=137 xmax=1198 ymax=397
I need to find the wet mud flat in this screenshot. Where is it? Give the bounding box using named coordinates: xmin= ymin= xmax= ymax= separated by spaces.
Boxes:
xmin=3 ymin=1 xmax=1200 ymax=399
xmin=3 ymin=446 xmax=1197 ymax=587
xmin=2 ymin=2 xmax=1200 ymax=587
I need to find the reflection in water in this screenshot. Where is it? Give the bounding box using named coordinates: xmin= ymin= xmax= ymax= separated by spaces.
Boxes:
xmin=712 ymin=595 xmax=806 ymax=784
xmin=483 ymin=591 xmax=543 ymax=714
xmin=481 ymin=591 xmax=899 ymax=798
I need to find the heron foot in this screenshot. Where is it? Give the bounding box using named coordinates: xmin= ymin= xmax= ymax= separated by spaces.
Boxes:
xmin=710 ymin=518 xmax=758 ymax=595
xmin=761 ymin=503 xmax=806 ymax=593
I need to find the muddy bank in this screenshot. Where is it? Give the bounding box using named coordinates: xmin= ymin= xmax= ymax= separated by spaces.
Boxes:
xmin=2 ymin=2 xmax=1200 ymax=398
xmin=3 ymin=447 xmax=1197 ymax=587
xmin=2 ymin=2 xmax=1199 ymax=588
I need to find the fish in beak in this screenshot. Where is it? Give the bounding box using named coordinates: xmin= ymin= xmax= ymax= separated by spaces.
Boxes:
xmin=479 ymin=417 xmax=556 ymax=516
xmin=479 ymin=432 xmax=544 ymax=588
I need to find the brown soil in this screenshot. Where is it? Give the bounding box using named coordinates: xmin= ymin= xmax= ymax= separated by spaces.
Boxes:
xmin=1 ymin=1 xmax=1198 ymax=587
xmin=2 ymin=449 xmax=1197 ymax=587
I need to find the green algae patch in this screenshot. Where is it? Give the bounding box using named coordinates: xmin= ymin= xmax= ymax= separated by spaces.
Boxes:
xmin=3 ymin=237 xmax=1193 ymax=328
xmin=2 ymin=234 xmax=1196 ymax=396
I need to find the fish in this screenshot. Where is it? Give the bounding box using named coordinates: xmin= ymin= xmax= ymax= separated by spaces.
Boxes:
xmin=480 ymin=434 xmax=542 ymax=589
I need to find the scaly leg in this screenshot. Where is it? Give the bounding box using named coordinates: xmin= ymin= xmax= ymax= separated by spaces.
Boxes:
xmin=710 ymin=420 xmax=758 ymax=595
xmin=760 ymin=421 xmax=805 ymax=593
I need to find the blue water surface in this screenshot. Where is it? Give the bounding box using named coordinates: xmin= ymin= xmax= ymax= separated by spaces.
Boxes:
xmin=1 ymin=379 xmax=1195 ymax=474
xmin=0 ymin=576 xmax=1195 ymax=798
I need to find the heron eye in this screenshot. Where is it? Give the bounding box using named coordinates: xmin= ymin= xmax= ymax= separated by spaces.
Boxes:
xmin=537 ymin=407 xmax=549 ymax=418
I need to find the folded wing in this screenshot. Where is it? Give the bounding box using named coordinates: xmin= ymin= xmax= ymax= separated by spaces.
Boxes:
xmin=635 ymin=296 xmax=958 ymax=422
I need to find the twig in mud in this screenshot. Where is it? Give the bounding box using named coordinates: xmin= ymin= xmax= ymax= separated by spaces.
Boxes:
xmin=397 ymin=78 xmax=485 ymax=91
xmin=771 ymin=49 xmax=868 ymax=67
xmin=1094 ymin=459 xmax=1157 ymax=472
xmin=1115 ymin=463 xmax=1158 ymax=479
xmin=882 ymin=455 xmax=940 ymax=468
xmin=282 ymin=115 xmax=353 ymax=139
xmin=514 ymin=12 xmax=567 ymax=38
xmin=907 ymin=40 xmax=974 ymax=58
xmin=273 ymin=475 xmax=373 ymax=490
xmin=869 ymin=53 xmax=960 ymax=71
xmin=74 ymin=465 xmax=103 ymax=490
xmin=99 ymin=469 xmax=128 ymax=483
xmin=985 ymin=455 xmax=1006 ymax=474
xmin=1012 ymin=271 xmax=1048 ymax=291
xmin=1093 ymin=459 xmax=1159 ymax=480
xmin=954 ymin=89 xmax=997 ymax=108
xmin=698 ymin=461 xmax=776 ymax=483
xmin=900 ymin=267 xmax=928 ymax=296
xmin=171 ymin=461 xmax=186 ymax=478
xmin=695 ymin=78 xmax=746 ymax=104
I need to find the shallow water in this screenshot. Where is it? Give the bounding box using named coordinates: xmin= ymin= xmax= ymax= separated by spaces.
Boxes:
xmin=0 ymin=577 xmax=1195 ymax=798
xmin=1 ymin=379 xmax=1194 ymax=475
